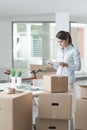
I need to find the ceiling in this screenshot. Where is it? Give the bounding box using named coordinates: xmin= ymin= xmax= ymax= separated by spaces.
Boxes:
xmin=0 ymin=0 xmax=87 ymax=17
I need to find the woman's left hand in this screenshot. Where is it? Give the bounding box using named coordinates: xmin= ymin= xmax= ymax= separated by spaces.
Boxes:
xmin=58 ymin=62 xmax=68 ymax=67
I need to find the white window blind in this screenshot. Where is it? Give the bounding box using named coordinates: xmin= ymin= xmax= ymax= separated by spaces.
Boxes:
xmin=31 ymin=36 xmax=42 ymax=57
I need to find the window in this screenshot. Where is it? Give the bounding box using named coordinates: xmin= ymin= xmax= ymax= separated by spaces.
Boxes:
xmin=71 ymin=22 xmax=87 ymax=75
xmin=12 ymin=22 xmax=56 ymax=71
xmin=31 ymin=24 xmax=42 ymax=57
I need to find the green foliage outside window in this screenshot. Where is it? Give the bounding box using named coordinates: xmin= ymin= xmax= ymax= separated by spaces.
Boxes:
xmin=17 ymin=23 xmax=26 ymax=32
xmin=31 ymin=25 xmax=42 ymax=35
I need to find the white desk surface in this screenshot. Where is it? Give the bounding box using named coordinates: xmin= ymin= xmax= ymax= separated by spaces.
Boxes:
xmin=0 ymin=82 xmax=44 ymax=97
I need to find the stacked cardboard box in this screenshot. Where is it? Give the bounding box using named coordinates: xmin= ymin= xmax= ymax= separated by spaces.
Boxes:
xmin=43 ymin=74 xmax=68 ymax=93
xmin=75 ymin=85 xmax=87 ymax=130
xmin=36 ymin=74 xmax=75 ymax=130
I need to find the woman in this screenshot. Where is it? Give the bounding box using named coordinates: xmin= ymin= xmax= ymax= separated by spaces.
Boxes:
xmin=48 ymin=30 xmax=81 ymax=88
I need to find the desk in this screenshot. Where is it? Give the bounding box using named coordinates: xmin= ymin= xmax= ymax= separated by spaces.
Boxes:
xmin=0 ymin=82 xmax=45 ymax=97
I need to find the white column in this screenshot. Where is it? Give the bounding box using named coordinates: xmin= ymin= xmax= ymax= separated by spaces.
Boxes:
xmin=56 ymin=13 xmax=70 ymax=32
xmin=53 ymin=13 xmax=70 ymax=57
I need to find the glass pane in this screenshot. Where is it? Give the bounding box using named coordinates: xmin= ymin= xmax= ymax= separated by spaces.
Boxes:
xmin=12 ymin=22 xmax=56 ymax=77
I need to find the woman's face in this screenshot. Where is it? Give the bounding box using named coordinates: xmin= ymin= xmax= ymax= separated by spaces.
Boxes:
xmin=57 ymin=38 xmax=69 ymax=48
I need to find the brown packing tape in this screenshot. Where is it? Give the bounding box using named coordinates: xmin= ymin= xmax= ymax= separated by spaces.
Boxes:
xmin=6 ymin=88 xmax=16 ymax=94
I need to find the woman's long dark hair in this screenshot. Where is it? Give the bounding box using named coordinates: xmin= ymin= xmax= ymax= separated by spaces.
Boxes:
xmin=56 ymin=30 xmax=74 ymax=46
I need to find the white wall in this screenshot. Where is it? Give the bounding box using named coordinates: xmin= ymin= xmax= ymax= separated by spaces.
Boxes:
xmin=0 ymin=21 xmax=12 ymax=81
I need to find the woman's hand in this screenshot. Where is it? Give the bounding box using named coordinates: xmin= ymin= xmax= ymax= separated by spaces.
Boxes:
xmin=58 ymin=62 xmax=68 ymax=67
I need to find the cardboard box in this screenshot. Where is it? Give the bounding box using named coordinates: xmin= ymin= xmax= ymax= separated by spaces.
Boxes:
xmin=30 ymin=64 xmax=42 ymax=71
xmin=75 ymin=98 xmax=87 ymax=130
xmin=38 ymin=90 xmax=75 ymax=119
xmin=43 ymin=74 xmax=68 ymax=93
xmin=30 ymin=64 xmax=43 ymax=79
xmin=36 ymin=117 xmax=71 ymax=130
xmin=44 ymin=66 xmax=56 ymax=72
xmin=80 ymin=85 xmax=87 ymax=99
xmin=30 ymin=64 xmax=56 ymax=79
xmin=0 ymin=92 xmax=32 ymax=130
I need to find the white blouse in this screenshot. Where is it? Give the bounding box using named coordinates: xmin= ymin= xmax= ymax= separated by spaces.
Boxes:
xmin=53 ymin=44 xmax=81 ymax=85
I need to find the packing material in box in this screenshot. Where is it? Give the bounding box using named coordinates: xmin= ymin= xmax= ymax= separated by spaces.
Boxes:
xmin=43 ymin=74 xmax=68 ymax=93
xmin=36 ymin=117 xmax=71 ymax=130
xmin=38 ymin=90 xmax=75 ymax=119
xmin=80 ymin=85 xmax=87 ymax=99
xmin=75 ymin=98 xmax=87 ymax=130
xmin=0 ymin=92 xmax=32 ymax=130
